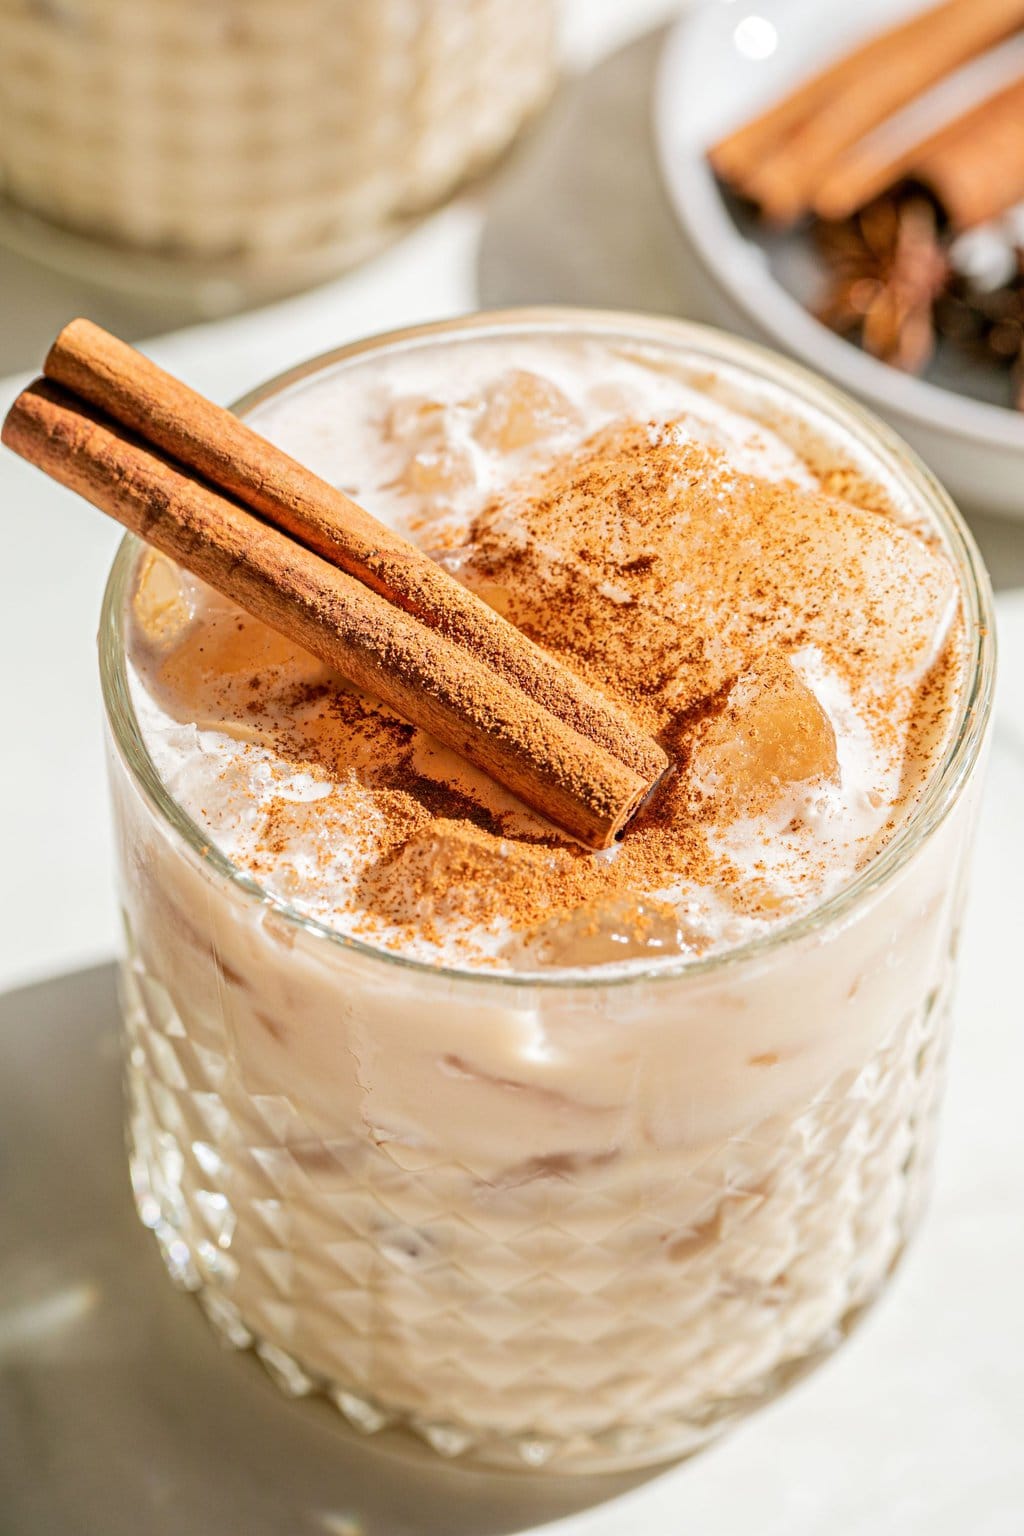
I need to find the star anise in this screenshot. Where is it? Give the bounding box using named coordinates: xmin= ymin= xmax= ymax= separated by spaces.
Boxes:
xmin=817 ymin=192 xmax=949 ymax=374
xmin=936 ymin=261 xmax=1024 ymax=410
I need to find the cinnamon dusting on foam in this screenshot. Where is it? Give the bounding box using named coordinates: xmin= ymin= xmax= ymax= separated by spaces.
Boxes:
xmin=128 ymin=349 xmax=965 ymax=972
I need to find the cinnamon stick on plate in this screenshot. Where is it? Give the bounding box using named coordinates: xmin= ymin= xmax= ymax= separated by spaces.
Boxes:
xmin=710 ymin=0 xmax=1024 ymax=225
xmin=814 ymin=76 xmax=1024 ymax=229
xmin=2 ymin=324 xmax=670 ymax=850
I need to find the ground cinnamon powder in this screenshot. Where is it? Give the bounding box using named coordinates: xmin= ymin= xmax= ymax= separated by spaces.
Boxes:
xmin=142 ymin=415 xmax=963 ymax=966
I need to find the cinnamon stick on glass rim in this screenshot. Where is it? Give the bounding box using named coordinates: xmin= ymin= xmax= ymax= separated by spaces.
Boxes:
xmin=2 ymin=323 xmax=670 ymax=850
xmin=709 ymin=0 xmax=1024 ymax=225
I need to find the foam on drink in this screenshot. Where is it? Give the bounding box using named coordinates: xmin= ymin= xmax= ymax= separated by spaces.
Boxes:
xmin=127 ymin=336 xmax=964 ymax=972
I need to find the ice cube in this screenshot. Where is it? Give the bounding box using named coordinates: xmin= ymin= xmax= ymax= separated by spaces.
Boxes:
xmin=475 ymin=371 xmax=581 ymax=453
xmin=162 ymin=603 xmax=302 ymax=684
xmin=385 ymin=394 xmax=447 ymax=444
xmin=132 ymin=551 xmax=194 ymax=647
xmin=780 ymin=494 xmax=959 ymax=693
xmin=402 ymin=443 xmax=474 ymax=501
xmin=385 ymin=393 xmax=476 ymax=502
xmin=464 ymin=421 xmax=958 ymax=735
xmin=511 ymin=897 xmax=696 ymax=970
xmin=690 ymin=652 xmax=838 ymax=816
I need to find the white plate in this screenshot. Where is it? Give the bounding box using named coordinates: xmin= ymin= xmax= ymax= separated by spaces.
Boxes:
xmin=653 ymin=0 xmax=1024 ymax=519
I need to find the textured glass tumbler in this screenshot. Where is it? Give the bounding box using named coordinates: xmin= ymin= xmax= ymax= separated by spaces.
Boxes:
xmin=101 ymin=312 xmax=995 ymax=1472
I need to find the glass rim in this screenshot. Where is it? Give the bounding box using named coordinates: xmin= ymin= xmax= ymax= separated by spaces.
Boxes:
xmin=98 ymin=306 xmax=997 ymax=992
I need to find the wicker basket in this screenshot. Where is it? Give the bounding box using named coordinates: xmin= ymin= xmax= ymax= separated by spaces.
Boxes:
xmin=0 ymin=0 xmax=557 ymax=297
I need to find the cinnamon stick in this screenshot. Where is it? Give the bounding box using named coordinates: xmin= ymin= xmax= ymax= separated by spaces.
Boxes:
xmin=710 ymin=0 xmax=1024 ymax=225
xmin=2 ymin=366 xmax=669 ymax=850
xmin=45 ymin=320 xmax=663 ymax=787
xmin=815 ymin=77 xmax=1024 ymax=229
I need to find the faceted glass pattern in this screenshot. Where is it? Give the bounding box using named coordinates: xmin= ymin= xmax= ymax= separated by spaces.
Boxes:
xmin=122 ymin=929 xmax=953 ymax=1471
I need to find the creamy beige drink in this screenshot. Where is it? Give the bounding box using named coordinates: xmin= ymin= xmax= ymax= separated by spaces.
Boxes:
xmin=106 ymin=314 xmax=993 ymax=1471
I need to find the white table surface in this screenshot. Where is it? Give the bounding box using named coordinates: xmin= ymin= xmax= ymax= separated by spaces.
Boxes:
xmin=0 ymin=3 xmax=1022 ymax=1531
